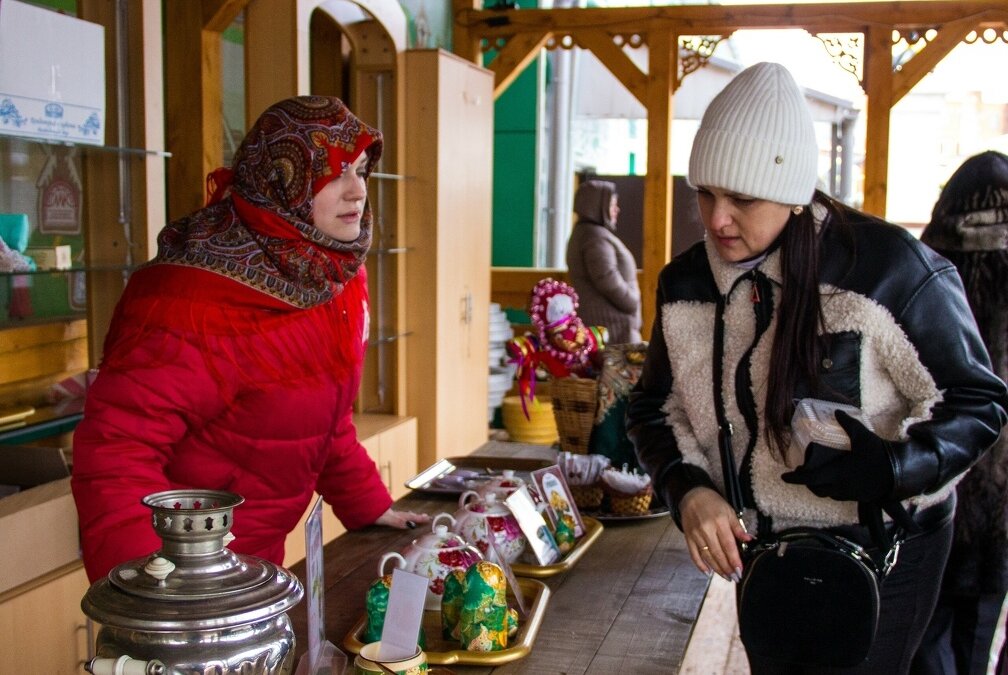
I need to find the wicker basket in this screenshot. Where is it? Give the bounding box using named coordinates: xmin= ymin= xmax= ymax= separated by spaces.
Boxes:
xmin=569 ymin=482 xmax=604 ymax=510
xmin=550 ymin=376 xmax=599 ymax=454
xmin=606 ymin=484 xmax=654 ymax=516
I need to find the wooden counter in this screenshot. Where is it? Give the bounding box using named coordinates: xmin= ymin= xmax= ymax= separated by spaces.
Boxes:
xmin=289 ymin=441 xmax=711 ymax=674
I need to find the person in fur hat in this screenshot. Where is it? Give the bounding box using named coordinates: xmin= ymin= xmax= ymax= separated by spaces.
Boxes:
xmin=626 ymin=62 xmax=1007 ymax=673
xmin=911 ymin=150 xmax=1008 ymax=675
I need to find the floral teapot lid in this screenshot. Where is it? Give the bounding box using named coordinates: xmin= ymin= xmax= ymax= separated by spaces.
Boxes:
xmin=411 ymin=515 xmax=473 ymax=551
xmin=467 ymin=470 xmax=526 ymax=500
xmin=458 ymin=490 xmax=513 ymax=516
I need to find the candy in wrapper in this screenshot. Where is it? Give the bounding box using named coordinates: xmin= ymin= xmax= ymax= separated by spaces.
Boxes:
xmin=552 ymin=514 xmax=576 ymax=554
xmin=459 ymin=561 xmax=509 ymax=651
xmin=507 ymin=607 xmax=519 ymax=637
xmin=363 ymin=574 xmax=392 ymax=643
xmin=440 ymin=569 xmax=466 ymax=640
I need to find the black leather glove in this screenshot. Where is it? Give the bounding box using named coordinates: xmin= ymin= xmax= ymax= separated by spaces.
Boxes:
xmin=780 ymin=410 xmax=896 ymax=502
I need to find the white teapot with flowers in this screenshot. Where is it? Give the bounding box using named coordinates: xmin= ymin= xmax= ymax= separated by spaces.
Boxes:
xmin=452 ymin=491 xmax=526 ymax=565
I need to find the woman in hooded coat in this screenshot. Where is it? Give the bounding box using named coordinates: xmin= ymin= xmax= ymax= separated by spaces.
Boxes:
xmin=565 ymin=179 xmax=642 ymax=344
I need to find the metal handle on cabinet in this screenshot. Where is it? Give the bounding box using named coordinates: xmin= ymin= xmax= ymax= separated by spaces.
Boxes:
xmin=381 ymin=460 xmax=393 ymax=492
xmin=77 ymin=617 xmax=96 ymax=669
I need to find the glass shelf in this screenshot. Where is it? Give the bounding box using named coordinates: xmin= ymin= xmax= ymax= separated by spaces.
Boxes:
xmin=0 ymin=399 xmax=84 ymax=445
xmin=370 ymin=172 xmax=408 ymax=181
xmin=0 ymin=264 xmax=133 ymax=277
xmin=0 ymin=132 xmax=171 ymax=158
xmin=0 ymin=312 xmax=87 ymax=329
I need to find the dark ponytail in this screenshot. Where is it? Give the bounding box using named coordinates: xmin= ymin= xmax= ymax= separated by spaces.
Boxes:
xmin=764 ymin=192 xmax=846 ymax=457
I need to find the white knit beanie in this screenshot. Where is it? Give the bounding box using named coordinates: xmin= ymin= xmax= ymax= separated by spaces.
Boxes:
xmin=688 ymin=62 xmax=818 ymax=205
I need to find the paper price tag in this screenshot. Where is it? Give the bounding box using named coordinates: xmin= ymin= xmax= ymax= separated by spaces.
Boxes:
xmin=377 ymin=568 xmax=428 ymax=661
xmin=304 ymin=496 xmax=325 ymax=670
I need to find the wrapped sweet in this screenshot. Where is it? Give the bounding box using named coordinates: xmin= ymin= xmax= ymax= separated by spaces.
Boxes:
xmin=601 ymin=465 xmax=653 ymax=516
xmin=552 ymin=512 xmax=576 ymax=553
xmin=363 ymin=573 xmax=392 ymax=643
xmin=440 ymin=569 xmax=466 ymax=640
xmin=459 ymin=561 xmax=510 ymax=652
xmin=506 ymin=607 xmax=519 ymax=637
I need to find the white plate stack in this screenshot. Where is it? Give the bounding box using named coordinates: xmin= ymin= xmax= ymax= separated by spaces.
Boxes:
xmin=488 ymin=303 xmax=515 ymax=421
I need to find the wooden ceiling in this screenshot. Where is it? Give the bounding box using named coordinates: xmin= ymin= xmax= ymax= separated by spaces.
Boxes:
xmin=452 ymin=0 xmax=1007 ymax=331
xmin=159 ymin=1 xmax=1007 ymax=334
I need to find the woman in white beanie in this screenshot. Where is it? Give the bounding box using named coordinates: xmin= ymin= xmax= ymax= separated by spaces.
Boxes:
xmin=626 ymin=62 xmax=1007 ymax=673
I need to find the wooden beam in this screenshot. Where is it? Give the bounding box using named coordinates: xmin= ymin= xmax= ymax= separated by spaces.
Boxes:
xmin=641 ymin=27 xmax=675 ymax=342
xmin=487 ymin=31 xmax=552 ymax=99
xmin=137 ymin=0 xmax=167 ymax=259
xmin=203 ymin=0 xmax=251 ymax=32
xmin=861 ymin=24 xmax=893 ymax=218
xmin=892 ymin=13 xmax=1000 ymax=105
xmin=165 ymin=3 xmax=222 ymax=221
xmin=575 ymin=29 xmax=647 ymax=106
xmin=245 ymin=0 xmax=299 ymax=125
xmin=459 ymin=2 xmax=1008 ymax=37
xmin=453 ymin=0 xmax=482 ymax=64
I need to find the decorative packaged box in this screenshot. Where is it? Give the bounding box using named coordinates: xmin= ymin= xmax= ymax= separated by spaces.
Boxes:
xmin=26 ymin=245 xmax=72 ymax=270
xmin=788 ymin=398 xmax=874 ymax=468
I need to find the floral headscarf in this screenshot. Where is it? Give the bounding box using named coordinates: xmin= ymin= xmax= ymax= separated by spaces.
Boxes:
xmin=101 ymin=97 xmax=382 ymax=389
xmin=155 ymin=95 xmax=382 ymax=308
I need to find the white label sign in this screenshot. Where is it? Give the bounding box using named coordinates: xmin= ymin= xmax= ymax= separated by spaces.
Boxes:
xmin=0 ymin=0 xmax=105 ymax=145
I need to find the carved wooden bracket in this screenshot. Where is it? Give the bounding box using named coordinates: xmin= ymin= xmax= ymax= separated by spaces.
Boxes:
xmin=677 ymin=35 xmax=724 ymax=91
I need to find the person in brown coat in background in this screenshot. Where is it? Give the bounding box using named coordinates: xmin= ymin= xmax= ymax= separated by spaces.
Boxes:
xmin=565 ymin=179 xmax=642 ymax=344
xmin=911 ymin=150 xmax=1008 ymax=675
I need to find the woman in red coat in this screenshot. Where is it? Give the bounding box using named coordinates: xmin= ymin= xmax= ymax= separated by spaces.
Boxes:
xmin=71 ymin=96 xmax=428 ymax=582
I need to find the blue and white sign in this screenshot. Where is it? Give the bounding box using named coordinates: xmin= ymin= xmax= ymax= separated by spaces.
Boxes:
xmin=0 ymin=0 xmax=105 ymax=145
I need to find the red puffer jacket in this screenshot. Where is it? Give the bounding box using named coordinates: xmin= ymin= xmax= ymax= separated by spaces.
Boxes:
xmin=71 ymin=266 xmax=392 ymax=582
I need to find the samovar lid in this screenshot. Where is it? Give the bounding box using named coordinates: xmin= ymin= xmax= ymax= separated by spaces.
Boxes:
xmin=81 ymin=489 xmax=304 ymax=632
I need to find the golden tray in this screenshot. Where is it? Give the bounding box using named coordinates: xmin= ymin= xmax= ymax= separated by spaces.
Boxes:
xmin=342 ymin=577 xmax=550 ymax=666
xmin=510 ymin=515 xmax=603 ymax=578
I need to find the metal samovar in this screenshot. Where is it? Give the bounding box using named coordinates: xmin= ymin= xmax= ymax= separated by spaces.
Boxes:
xmin=81 ymin=489 xmax=304 ymax=674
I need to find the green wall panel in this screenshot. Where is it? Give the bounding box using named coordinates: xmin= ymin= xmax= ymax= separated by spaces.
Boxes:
xmin=492 ymin=130 xmax=536 ymax=266
xmin=491 ymin=55 xmax=539 ymax=267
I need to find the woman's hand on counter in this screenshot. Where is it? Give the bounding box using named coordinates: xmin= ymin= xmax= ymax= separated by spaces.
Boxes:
xmin=374 ymin=507 xmax=432 ymax=530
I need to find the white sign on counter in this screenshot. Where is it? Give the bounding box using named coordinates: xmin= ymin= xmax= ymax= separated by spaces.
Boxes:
xmin=0 ymin=0 xmax=105 ymax=145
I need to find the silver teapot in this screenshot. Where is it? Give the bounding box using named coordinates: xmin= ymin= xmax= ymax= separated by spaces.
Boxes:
xmin=81 ymin=489 xmax=304 ymax=675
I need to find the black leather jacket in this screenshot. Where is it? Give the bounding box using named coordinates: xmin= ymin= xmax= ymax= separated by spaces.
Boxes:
xmin=627 ymin=206 xmax=1008 ymax=532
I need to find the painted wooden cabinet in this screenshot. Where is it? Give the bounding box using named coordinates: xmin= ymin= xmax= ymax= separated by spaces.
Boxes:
xmin=403 ymin=49 xmax=494 ymax=469
xmin=0 ymin=563 xmax=91 ymax=673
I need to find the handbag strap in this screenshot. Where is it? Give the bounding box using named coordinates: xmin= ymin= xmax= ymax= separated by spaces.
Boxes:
xmin=710 ymin=286 xmax=906 ymax=575
xmin=713 ymin=294 xmax=747 ymax=513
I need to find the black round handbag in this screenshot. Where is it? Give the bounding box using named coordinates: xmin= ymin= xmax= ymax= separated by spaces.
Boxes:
xmin=737 ymin=528 xmax=884 ymax=668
